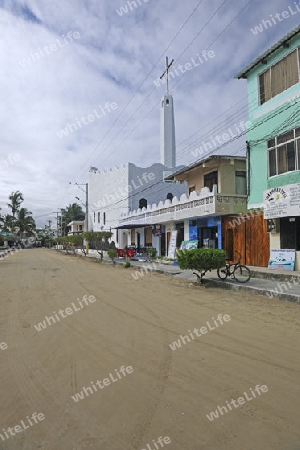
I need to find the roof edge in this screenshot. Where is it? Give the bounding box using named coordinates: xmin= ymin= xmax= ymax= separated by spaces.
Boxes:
xmin=235 ymin=24 xmax=300 ymax=79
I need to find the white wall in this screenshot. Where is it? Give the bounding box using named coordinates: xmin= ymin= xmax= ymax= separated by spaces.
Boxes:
xmin=89 ymin=164 xmax=130 ymax=244
xmin=269 ymin=233 xmax=280 ymax=249
xmin=128 ymin=162 xmax=186 ymax=211
xmin=88 ymin=162 xmax=186 ymax=246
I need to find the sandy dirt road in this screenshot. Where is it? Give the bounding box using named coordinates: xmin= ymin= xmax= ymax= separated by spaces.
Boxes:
xmin=0 ymin=248 xmax=299 ymax=450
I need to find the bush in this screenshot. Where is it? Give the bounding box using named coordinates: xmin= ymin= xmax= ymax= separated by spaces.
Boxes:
xmin=107 ymin=248 xmax=117 ymax=265
xmin=147 ymin=248 xmax=157 ymax=259
xmin=176 ymin=248 xmax=226 ymax=282
xmin=123 ymin=259 xmax=131 ymax=268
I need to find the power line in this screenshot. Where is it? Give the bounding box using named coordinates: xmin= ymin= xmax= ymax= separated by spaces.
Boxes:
xmin=71 ymin=0 xmax=205 ymax=180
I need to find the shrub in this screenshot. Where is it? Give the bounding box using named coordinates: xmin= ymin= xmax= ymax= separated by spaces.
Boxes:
xmin=107 ymin=248 xmax=117 ymax=265
xmin=176 ymin=248 xmax=226 ymax=283
xmin=147 ymin=248 xmax=157 ymax=259
xmin=123 ymin=259 xmax=131 ymax=268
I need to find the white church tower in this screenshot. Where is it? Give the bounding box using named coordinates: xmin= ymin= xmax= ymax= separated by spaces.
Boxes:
xmin=160 ymin=57 xmax=176 ymax=169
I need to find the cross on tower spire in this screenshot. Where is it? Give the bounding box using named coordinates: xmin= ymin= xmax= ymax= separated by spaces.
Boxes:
xmin=160 ymin=56 xmax=174 ymax=95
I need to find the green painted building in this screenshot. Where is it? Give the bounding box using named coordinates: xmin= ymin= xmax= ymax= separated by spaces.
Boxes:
xmin=236 ymin=25 xmax=300 ymax=268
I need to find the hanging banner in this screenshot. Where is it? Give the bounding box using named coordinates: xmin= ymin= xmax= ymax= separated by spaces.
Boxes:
xmin=168 ymin=230 xmax=177 ymax=259
xmin=152 ymin=224 xmax=162 ymax=236
xmin=264 ymin=183 xmax=300 ymax=219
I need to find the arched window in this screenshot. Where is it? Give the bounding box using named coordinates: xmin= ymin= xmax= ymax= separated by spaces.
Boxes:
xmin=166 ymin=193 xmax=173 ymax=201
xmin=139 ymin=198 xmax=147 ymax=209
xmin=166 ymin=99 xmax=169 ymax=105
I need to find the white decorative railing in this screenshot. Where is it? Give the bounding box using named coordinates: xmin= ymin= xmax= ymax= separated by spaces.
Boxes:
xmin=119 ymin=191 xmax=247 ymax=226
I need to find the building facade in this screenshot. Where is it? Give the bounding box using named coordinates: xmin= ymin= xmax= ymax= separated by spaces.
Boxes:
xmin=88 ymin=162 xmax=186 ymax=249
xmin=119 ymin=156 xmax=255 ymax=259
xmin=236 ymin=25 xmax=300 ymax=269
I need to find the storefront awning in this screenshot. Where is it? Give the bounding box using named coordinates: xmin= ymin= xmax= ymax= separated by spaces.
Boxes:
xmin=114 ymin=224 xmax=149 ymax=230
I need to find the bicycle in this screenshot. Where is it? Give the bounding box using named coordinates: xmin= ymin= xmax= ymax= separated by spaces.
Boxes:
xmin=217 ymin=251 xmax=251 ymax=283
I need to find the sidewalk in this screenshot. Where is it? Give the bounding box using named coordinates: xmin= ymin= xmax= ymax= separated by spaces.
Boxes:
xmin=65 ymin=249 xmax=300 ymax=304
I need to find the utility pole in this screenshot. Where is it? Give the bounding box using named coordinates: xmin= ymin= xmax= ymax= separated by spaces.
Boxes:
xmin=72 ymin=181 xmax=89 ymax=254
xmin=60 ymin=212 xmax=63 ymax=237
xmin=85 ymin=182 xmax=88 ymax=233
xmin=160 ymin=56 xmax=174 ymax=95
xmin=53 ymin=212 xmax=59 ymax=238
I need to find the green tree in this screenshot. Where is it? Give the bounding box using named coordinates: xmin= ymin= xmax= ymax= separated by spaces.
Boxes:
xmin=59 ymin=203 xmax=85 ymax=236
xmin=82 ymin=231 xmax=112 ymax=260
xmin=1 ymin=214 xmax=15 ymax=232
xmin=15 ymin=208 xmax=36 ymax=237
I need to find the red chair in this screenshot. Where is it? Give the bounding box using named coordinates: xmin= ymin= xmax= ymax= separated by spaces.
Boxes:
xmin=117 ymin=248 xmax=125 ymax=258
xmin=126 ymin=248 xmax=135 ymax=258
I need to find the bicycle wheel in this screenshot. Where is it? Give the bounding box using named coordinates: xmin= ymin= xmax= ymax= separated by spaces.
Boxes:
xmin=233 ymin=265 xmax=251 ymax=283
xmin=217 ymin=266 xmax=228 ymax=280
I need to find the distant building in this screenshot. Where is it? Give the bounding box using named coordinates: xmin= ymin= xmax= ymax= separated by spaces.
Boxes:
xmin=67 ymin=221 xmax=84 ymax=236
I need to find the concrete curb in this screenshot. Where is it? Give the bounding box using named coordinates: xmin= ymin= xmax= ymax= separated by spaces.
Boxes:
xmin=250 ymin=270 xmax=300 ymax=283
xmin=197 ymin=278 xmax=300 ymax=304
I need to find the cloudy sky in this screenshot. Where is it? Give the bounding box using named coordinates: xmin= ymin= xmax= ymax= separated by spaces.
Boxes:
xmin=0 ymin=0 xmax=299 ymax=227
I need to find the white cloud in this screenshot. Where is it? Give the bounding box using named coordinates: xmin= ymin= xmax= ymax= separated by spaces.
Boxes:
xmin=0 ymin=0 xmax=298 ymax=226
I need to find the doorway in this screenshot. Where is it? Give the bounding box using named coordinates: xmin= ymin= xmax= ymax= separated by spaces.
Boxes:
xmin=161 ymin=233 xmax=166 ymax=256
xmin=226 ymin=229 xmax=234 ymax=261
xmin=199 ymin=226 xmax=218 ymax=248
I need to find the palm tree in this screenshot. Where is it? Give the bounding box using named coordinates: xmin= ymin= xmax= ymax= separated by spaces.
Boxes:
xmin=15 ymin=208 xmax=36 ymax=238
xmin=1 ymin=214 xmax=15 ymax=232
xmin=7 ymin=191 xmax=24 ymax=218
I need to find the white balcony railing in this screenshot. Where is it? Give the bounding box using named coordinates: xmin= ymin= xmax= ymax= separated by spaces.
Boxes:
xmin=119 ymin=189 xmax=247 ymax=226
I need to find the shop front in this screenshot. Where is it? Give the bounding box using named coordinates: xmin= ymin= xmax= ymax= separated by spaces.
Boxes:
xmin=189 ymin=216 xmax=222 ymax=249
xmin=264 ymin=183 xmax=300 ymax=270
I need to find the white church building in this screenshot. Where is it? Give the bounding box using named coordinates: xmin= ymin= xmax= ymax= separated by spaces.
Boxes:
xmin=88 ymin=160 xmax=185 ymax=253
xmin=88 ymin=61 xmax=187 ymax=254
